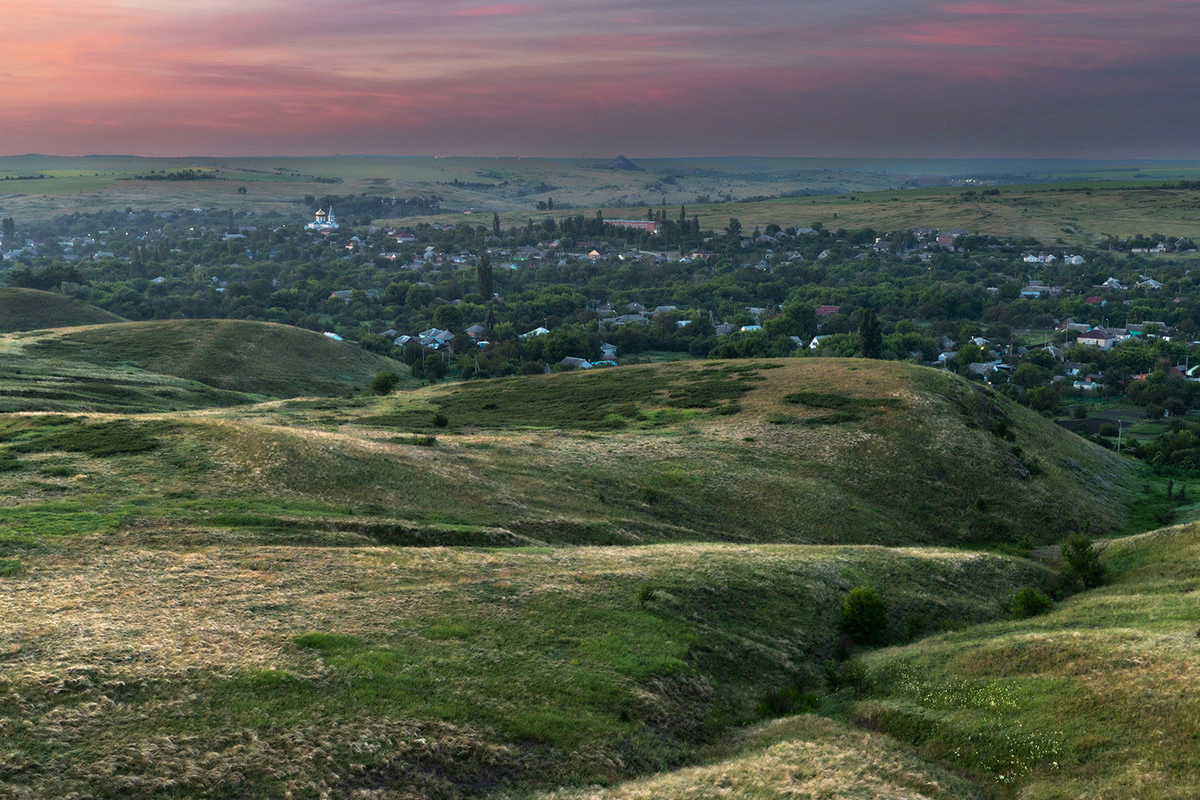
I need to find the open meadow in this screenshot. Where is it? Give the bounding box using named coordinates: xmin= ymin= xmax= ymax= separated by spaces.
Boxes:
xmin=0 ymin=318 xmax=1188 ymax=798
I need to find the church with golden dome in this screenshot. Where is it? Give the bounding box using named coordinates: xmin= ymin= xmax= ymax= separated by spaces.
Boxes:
xmin=305 ymin=207 xmax=339 ymax=231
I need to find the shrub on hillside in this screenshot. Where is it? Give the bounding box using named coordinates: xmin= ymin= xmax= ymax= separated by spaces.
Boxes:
xmin=756 ymin=686 xmax=820 ymax=718
xmin=839 ymin=585 xmax=889 ymax=645
xmin=823 ymin=657 xmax=870 ymax=695
xmin=1008 ymin=587 xmax=1054 ymax=619
xmin=370 ymin=370 xmax=401 ymax=395
xmin=1062 ymin=530 xmax=1106 ymax=589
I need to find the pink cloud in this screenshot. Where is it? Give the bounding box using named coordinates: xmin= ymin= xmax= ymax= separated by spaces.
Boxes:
xmin=451 ymin=4 xmax=538 ymax=17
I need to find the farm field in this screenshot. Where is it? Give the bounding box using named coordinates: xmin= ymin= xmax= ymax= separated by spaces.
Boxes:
xmin=5 ymin=155 xmax=1200 ymax=248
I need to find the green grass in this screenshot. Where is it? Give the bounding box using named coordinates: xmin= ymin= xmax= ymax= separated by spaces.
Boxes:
xmin=360 ymin=361 xmax=767 ymax=431
xmin=0 ymin=288 xmax=125 ymax=333
xmin=21 ymin=319 xmax=412 ymax=398
xmin=0 ymin=359 xmax=1139 ymax=550
xmin=0 ymin=343 xmax=266 ymax=413
xmin=852 ymin=523 xmax=1200 ymax=798
xmin=7 ymin=418 xmax=161 ymax=456
xmin=0 ymin=541 xmax=1056 ymax=798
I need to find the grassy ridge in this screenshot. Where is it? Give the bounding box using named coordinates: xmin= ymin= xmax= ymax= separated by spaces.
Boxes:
xmin=536 ymin=715 xmax=986 ymax=800
xmin=0 ymin=356 xmax=1159 ymax=798
xmin=0 ymin=360 xmax=1136 ymax=552
xmin=0 ymin=288 xmax=125 ymax=332
xmin=0 ymin=346 xmax=265 ymax=414
xmin=18 ymin=318 xmax=412 ymax=398
xmin=852 ymin=523 xmax=1200 ymax=798
xmin=0 ymin=540 xmax=1053 ymax=799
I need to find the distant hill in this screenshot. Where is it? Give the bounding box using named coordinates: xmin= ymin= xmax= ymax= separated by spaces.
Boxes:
xmin=0 ymin=288 xmax=125 ymax=333
xmin=606 ymin=154 xmax=643 ymax=171
xmin=23 ymin=319 xmax=411 ymax=398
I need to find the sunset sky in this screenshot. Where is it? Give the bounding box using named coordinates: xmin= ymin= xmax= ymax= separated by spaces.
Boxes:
xmin=1 ymin=0 xmax=1197 ymax=158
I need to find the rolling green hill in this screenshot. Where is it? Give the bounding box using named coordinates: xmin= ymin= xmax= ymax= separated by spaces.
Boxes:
xmin=17 ymin=318 xmax=412 ymax=398
xmin=0 ymin=359 xmax=1132 ymax=546
xmin=0 ymin=539 xmax=1054 ymax=799
xmin=0 ymin=357 xmax=1170 ymax=799
xmin=850 ymin=522 xmax=1200 ymax=799
xmin=0 ymin=287 xmax=125 ymax=332
xmin=0 ymin=359 xmax=1137 ymax=550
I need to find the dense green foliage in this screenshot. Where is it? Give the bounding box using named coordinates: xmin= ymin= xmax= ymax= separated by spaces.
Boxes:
xmin=839 ymin=586 xmax=890 ymax=645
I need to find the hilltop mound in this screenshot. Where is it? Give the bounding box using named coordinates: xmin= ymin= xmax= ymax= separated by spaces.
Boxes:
xmin=0 ymin=359 xmax=1131 ymax=547
xmin=336 ymin=358 xmax=1135 ymax=546
xmin=22 ymin=319 xmax=410 ymax=398
xmin=0 ymin=288 xmax=125 ymax=332
xmin=606 ymin=154 xmax=643 ymax=171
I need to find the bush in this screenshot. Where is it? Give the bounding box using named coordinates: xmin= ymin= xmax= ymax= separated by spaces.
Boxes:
xmin=756 ymin=686 xmax=820 ymax=718
xmin=839 ymin=585 xmax=889 ymax=645
xmin=370 ymin=370 xmax=401 ymax=395
xmin=432 ymin=413 xmax=449 ymax=428
xmin=823 ymin=657 xmax=870 ymax=695
xmin=1008 ymin=587 xmax=1054 ymax=619
xmin=901 ymin=613 xmax=928 ymax=642
xmin=636 ymin=584 xmax=657 ymax=608
xmin=1061 ymin=530 xmax=1106 ymax=589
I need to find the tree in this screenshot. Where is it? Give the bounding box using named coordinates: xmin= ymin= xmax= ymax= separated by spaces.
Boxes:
xmin=1 ymin=217 xmax=14 ymax=241
xmin=955 ymin=344 xmax=987 ymax=374
xmin=424 ymin=353 xmax=447 ymax=381
xmin=492 ymin=212 xmax=501 ymax=237
xmin=839 ymin=585 xmax=889 ymax=645
xmin=432 ymin=303 xmax=464 ymax=331
xmin=476 ymin=254 xmax=494 ymax=300
xmin=725 ymin=217 xmax=743 ymax=239
xmin=1061 ymin=529 xmax=1105 ymax=589
xmin=859 ymin=308 xmax=882 ymax=359
xmin=405 ymin=284 xmax=435 ymax=308
xmin=370 ymin=370 xmax=401 ymax=395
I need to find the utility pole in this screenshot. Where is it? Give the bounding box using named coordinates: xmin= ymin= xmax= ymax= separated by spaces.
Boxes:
xmin=1117 ymin=419 xmax=1123 ymax=455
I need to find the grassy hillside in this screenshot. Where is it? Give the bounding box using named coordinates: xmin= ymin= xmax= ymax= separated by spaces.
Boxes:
xmin=0 ymin=539 xmax=1054 ymax=799
xmin=0 ymin=287 xmax=125 ymax=332
xmin=850 ymin=523 xmax=1200 ymax=799
xmin=0 ymin=355 xmax=1172 ymax=798
xmin=0 ymin=360 xmax=1136 ymax=552
xmin=536 ymin=715 xmax=987 ymax=800
xmin=17 ymin=318 xmax=412 ymax=398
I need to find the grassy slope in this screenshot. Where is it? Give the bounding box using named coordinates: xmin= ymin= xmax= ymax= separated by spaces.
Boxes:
xmin=0 ymin=540 xmax=1054 ymax=799
xmin=0 ymin=360 xmax=1135 ymax=550
xmin=18 ymin=318 xmax=412 ymax=398
xmin=0 ymin=357 xmax=1159 ymax=798
xmin=536 ymin=715 xmax=987 ymax=800
xmin=0 ymin=288 xmax=125 ymax=333
xmin=851 ymin=523 xmax=1200 ymax=798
